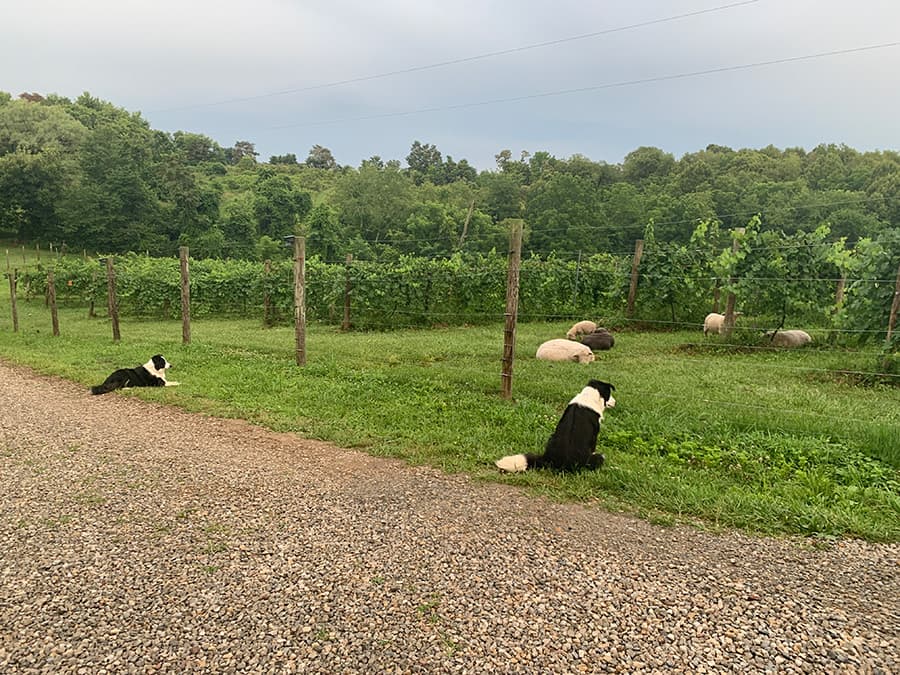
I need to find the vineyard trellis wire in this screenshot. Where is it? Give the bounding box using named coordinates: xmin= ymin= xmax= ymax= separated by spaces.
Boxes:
xmin=5 ymin=219 xmax=900 ymax=350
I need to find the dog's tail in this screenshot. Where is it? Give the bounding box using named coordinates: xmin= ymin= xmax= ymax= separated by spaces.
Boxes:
xmin=90 ymin=380 xmax=122 ymax=395
xmin=494 ymin=453 xmax=545 ymax=472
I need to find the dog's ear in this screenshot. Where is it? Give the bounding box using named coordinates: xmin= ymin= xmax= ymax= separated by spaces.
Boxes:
xmin=590 ymin=380 xmax=615 ymax=402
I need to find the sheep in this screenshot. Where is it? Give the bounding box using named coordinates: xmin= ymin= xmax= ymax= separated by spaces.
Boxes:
xmin=765 ymin=329 xmax=812 ymax=347
xmin=566 ymin=320 xmax=597 ymax=340
xmin=703 ymin=311 xmax=742 ymax=336
xmin=536 ymin=339 xmax=595 ymax=364
xmin=579 ymin=328 xmax=615 ymax=351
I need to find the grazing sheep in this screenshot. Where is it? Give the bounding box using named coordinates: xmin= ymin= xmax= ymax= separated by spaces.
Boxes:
xmin=536 ymin=339 xmax=595 ymax=364
xmin=765 ymin=329 xmax=812 ymax=347
xmin=580 ymin=328 xmax=615 ymax=351
xmin=566 ymin=320 xmax=597 ymax=339
xmin=703 ymin=311 xmax=742 ymax=336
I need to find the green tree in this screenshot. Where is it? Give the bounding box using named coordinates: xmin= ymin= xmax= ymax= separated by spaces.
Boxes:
xmin=253 ymin=168 xmax=312 ymax=238
xmin=61 ymin=100 xmax=163 ymax=252
xmin=173 ymin=131 xmax=226 ymax=164
xmin=525 ymin=173 xmax=607 ymax=254
xmin=269 ymin=153 xmax=298 ymax=165
xmin=219 ymin=192 xmax=258 ymax=259
xmin=406 ymin=140 xmax=443 ymax=184
xmin=478 ymin=172 xmax=523 ymax=223
xmin=332 ymin=163 xmax=414 ymax=244
xmin=306 ymin=203 xmax=359 ymax=261
xmin=230 ymin=140 xmax=258 ymax=164
xmin=305 ymin=144 xmax=338 ymax=170
xmin=622 ymin=146 xmax=675 ymax=184
xmin=0 ymin=97 xmax=87 ymax=240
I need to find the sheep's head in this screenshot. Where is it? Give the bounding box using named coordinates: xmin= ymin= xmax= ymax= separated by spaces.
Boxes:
xmin=575 ymin=352 xmax=596 ymax=364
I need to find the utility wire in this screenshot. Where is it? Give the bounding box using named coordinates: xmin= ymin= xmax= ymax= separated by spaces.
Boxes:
xmin=149 ymin=0 xmax=761 ymax=114
xmin=267 ymin=41 xmax=900 ymax=129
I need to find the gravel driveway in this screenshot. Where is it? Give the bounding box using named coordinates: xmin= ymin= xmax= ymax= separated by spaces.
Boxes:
xmin=0 ymin=360 xmax=897 ymax=674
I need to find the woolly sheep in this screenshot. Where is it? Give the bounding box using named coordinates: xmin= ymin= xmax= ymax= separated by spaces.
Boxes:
xmin=703 ymin=311 xmax=742 ymax=336
xmin=536 ymin=339 xmax=595 ymax=364
xmin=580 ymin=328 xmax=615 ymax=351
xmin=765 ymin=329 xmax=812 ymax=347
xmin=566 ymin=320 xmax=597 ymax=340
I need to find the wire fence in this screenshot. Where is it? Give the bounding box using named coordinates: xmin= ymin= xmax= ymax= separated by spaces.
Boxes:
xmin=3 ymin=243 xmax=898 ymax=438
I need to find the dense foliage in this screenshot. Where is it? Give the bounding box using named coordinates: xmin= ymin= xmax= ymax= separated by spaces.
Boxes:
xmin=2 ymin=91 xmax=898 ymax=264
xmin=12 ymin=221 xmax=898 ymax=351
xmin=15 ymin=252 xmax=624 ymax=329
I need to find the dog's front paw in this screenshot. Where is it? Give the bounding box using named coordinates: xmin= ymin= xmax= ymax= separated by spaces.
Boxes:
xmin=165 ymin=381 xmax=181 ymax=387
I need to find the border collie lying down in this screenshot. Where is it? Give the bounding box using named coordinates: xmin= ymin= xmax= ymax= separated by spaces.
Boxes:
xmin=495 ymin=379 xmax=615 ymax=472
xmin=90 ymin=354 xmax=180 ymax=395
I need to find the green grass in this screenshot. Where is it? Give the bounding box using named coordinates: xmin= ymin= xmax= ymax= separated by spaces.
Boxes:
xmin=0 ymin=299 xmax=898 ymax=541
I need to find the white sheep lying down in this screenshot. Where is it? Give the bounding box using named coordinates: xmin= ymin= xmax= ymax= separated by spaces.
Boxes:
xmin=536 ymin=339 xmax=595 ymax=363
xmin=765 ymin=329 xmax=812 ymax=347
xmin=566 ymin=320 xmax=597 ymax=339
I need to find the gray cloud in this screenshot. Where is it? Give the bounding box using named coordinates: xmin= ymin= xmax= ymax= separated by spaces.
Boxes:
xmin=4 ymin=0 xmax=898 ymax=169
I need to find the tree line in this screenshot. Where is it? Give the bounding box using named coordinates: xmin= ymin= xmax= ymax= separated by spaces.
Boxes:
xmin=1 ymin=90 xmax=898 ymax=262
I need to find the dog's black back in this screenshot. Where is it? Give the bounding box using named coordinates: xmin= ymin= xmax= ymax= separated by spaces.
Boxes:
xmin=91 ymin=355 xmax=168 ymax=395
xmin=531 ymin=379 xmax=614 ymax=471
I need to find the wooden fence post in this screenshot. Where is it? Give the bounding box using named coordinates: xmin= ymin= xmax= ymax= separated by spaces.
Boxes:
xmin=105 ymin=257 xmax=121 ymax=342
xmin=886 ymin=262 xmax=900 ymax=343
xmin=8 ymin=269 xmax=18 ymax=333
xmin=342 ymin=253 xmax=353 ymax=331
xmin=48 ymin=269 xmax=59 ymax=336
xmin=501 ymin=219 xmax=523 ymax=400
xmin=834 ymin=275 xmax=847 ymax=312
xmin=572 ymin=250 xmax=582 ymax=308
xmin=179 ymin=246 xmax=191 ymax=344
xmin=723 ymin=228 xmax=745 ymax=338
xmin=263 ymin=259 xmax=272 ymax=327
xmin=830 ymin=274 xmax=848 ymax=344
xmin=292 ymin=236 xmax=306 ymax=366
xmin=625 ymin=239 xmax=644 ymax=319
xmin=88 ymin=268 xmax=97 ymax=318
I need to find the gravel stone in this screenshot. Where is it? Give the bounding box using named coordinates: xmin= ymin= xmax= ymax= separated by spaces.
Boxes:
xmin=0 ymin=360 xmax=897 ymax=674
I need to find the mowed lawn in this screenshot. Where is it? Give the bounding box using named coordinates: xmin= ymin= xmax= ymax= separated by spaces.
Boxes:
xmin=0 ymin=296 xmax=898 ymax=541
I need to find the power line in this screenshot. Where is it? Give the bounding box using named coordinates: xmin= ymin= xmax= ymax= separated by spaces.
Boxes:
xmin=266 ymin=41 xmax=900 ymax=130
xmin=148 ymin=0 xmax=761 ymax=114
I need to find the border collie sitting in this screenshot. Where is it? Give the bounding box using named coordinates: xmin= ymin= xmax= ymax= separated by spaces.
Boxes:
xmin=90 ymin=354 xmax=179 ymax=395
xmin=495 ymin=379 xmax=615 ymax=472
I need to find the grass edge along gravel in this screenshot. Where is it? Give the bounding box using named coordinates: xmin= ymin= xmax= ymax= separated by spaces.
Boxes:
xmin=0 ymin=310 xmax=897 ymax=542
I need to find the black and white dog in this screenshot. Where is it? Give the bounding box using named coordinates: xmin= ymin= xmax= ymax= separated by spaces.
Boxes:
xmin=495 ymin=379 xmax=615 ymax=472
xmin=90 ymin=354 xmax=180 ymax=395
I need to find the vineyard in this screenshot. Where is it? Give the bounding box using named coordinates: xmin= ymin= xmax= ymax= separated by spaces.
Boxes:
xmin=7 ymin=220 xmax=900 ymax=348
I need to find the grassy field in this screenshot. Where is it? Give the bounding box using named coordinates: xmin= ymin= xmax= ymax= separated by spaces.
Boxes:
xmin=0 ymin=284 xmax=898 ymax=542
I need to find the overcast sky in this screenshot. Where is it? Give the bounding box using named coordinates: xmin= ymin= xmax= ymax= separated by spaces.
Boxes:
xmin=3 ymin=0 xmax=899 ymax=170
